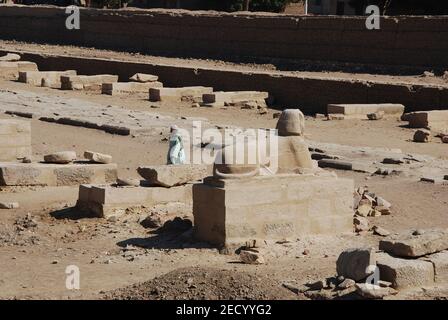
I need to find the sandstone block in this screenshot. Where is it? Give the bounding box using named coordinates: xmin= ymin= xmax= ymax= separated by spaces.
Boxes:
xmin=0 ymin=61 xmax=38 ymax=80
xmin=193 ymin=174 xmax=354 ymax=248
xmin=137 ymin=164 xmax=211 ymax=187
xmin=422 ymin=251 xmax=448 ymax=284
xmin=60 ymin=74 xmax=118 ymax=91
xmin=327 ymin=104 xmax=405 ymax=119
xmin=0 ymin=119 xmax=32 ymax=161
xmin=18 ymin=70 xmax=77 ymax=88
xmin=240 ymin=250 xmax=265 ymax=265
xmin=44 ymin=151 xmax=77 ymax=164
xmin=149 ymin=87 xmax=213 ymax=102
xmin=0 ymin=202 xmax=20 ymax=209
xmin=84 ymin=151 xmax=112 ymax=164
xmin=376 ymin=252 xmax=434 ymax=289
xmin=202 ymin=91 xmax=269 ymax=107
xmin=129 ymin=73 xmax=158 ymax=82
xmin=0 ymin=162 xmax=117 ymax=186
xmin=405 ymin=110 xmax=448 ymax=131
xmin=379 ymin=228 xmax=448 ymax=257
xmin=102 ymin=81 xmax=163 ymax=95
xmin=336 ymin=247 xmax=376 ymax=281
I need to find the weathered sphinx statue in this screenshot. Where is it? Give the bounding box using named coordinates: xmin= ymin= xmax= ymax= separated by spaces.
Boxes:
xmin=213 ymin=109 xmax=316 ymax=179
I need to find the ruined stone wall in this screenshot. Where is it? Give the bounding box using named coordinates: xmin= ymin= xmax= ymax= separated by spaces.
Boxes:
xmin=6 ymin=51 xmax=447 ymax=113
xmin=0 ymin=119 xmax=31 ymax=162
xmin=0 ymin=6 xmax=447 ymax=68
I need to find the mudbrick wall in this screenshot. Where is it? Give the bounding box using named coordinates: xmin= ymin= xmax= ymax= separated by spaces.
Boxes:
xmin=3 ymin=51 xmax=447 ymax=113
xmin=0 ymin=6 xmax=448 ymax=69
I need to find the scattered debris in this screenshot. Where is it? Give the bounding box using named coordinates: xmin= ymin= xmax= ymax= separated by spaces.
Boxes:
xmin=239 ymin=250 xmax=265 ymax=265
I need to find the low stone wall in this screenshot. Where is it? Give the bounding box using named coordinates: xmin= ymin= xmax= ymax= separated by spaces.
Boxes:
xmin=193 ymin=173 xmax=354 ymax=248
xmin=1 ymin=6 xmax=447 ymax=69
xmin=4 ymin=51 xmax=447 ymax=113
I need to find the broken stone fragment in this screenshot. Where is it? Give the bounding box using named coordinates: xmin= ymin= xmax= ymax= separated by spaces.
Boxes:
xmin=140 ymin=214 xmax=164 ymax=229
xmin=336 ymin=247 xmax=376 ymax=281
xmin=116 ymin=178 xmax=141 ymax=187
xmin=355 ymin=283 xmax=397 ymax=299
xmin=356 ymin=204 xmax=373 ymax=217
xmin=442 ymin=136 xmax=448 ymax=143
xmin=372 ymin=226 xmax=390 ymax=237
xmin=137 ymin=164 xmax=211 ymax=187
xmin=337 ymin=278 xmax=355 ymax=290
xmin=379 ymin=228 xmax=448 ymax=257
xmin=43 ymin=151 xmax=77 ymax=164
xmin=375 ymin=196 xmax=391 ymax=209
xmin=376 ymin=252 xmax=435 ymax=289
xmin=367 ymin=111 xmax=385 ymax=120
xmin=327 ymin=114 xmax=345 ymax=120
xmin=354 ymin=216 xmax=369 ymax=232
xmin=0 ymin=202 xmax=20 ymax=209
xmin=239 ymin=250 xmax=265 ymax=265
xmin=305 ymin=280 xmax=325 ymax=291
xmin=84 ymin=150 xmax=113 ymax=164
xmin=413 ymin=129 xmax=431 ymax=143
xmin=129 ymin=73 xmax=159 ymax=83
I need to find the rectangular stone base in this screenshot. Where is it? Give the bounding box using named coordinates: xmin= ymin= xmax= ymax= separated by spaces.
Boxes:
xmin=327 ymin=104 xmax=405 ymax=118
xmin=0 ymin=119 xmax=31 ymax=161
xmin=149 ymin=87 xmax=213 ymax=103
xmin=102 ymin=81 xmax=163 ymax=95
xmin=405 ymin=110 xmax=448 ymax=131
xmin=61 ymin=74 xmax=119 ymax=91
xmin=193 ymin=174 xmax=354 ymax=248
xmin=0 ymin=61 xmax=38 ymax=80
xmin=18 ymin=70 xmax=77 ymax=88
xmin=76 ymin=184 xmax=192 ymax=218
xmin=0 ymin=162 xmax=117 ymax=186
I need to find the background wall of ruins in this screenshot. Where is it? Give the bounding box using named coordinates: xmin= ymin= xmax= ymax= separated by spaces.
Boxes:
xmin=0 ymin=6 xmax=447 ymax=69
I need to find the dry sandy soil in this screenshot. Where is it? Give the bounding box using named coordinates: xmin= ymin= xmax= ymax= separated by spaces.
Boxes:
xmin=0 ymin=70 xmax=447 ymax=300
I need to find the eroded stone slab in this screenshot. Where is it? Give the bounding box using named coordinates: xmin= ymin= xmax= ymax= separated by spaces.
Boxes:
xmin=376 ymin=252 xmax=435 ymax=289
xmin=18 ymin=70 xmax=77 ymax=88
xmin=129 ymin=73 xmax=158 ymax=82
xmin=379 ymin=228 xmax=448 ymax=257
xmin=0 ymin=119 xmax=31 ymax=162
xmin=0 ymin=162 xmax=117 ymax=186
xmin=149 ymin=87 xmax=213 ymax=103
xmin=202 ymin=91 xmax=269 ymax=107
xmin=193 ymin=174 xmax=354 ymax=248
xmin=137 ymin=164 xmax=212 ymax=187
xmin=0 ymin=53 xmax=20 ymax=61
xmin=44 ymin=151 xmax=77 ymax=164
xmin=76 ymin=184 xmax=192 ymax=218
xmin=84 ymin=151 xmax=112 ymax=164
xmin=327 ymin=104 xmax=405 ymax=119
xmin=102 ymin=81 xmax=163 ymax=95
xmin=61 ymin=74 xmax=118 ymax=91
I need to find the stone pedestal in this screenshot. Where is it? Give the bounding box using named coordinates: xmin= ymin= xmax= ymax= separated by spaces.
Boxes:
xmin=193 ymin=173 xmax=354 ymax=248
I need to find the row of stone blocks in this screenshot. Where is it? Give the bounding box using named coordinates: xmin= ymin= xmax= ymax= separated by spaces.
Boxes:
xmin=0 ymin=119 xmax=32 ymax=162
xmin=76 ymin=183 xmax=193 ymax=218
xmin=193 ymin=173 xmax=354 ymax=249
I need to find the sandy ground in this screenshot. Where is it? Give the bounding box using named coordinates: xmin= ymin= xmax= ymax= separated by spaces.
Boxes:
xmin=0 ymin=75 xmax=447 ymax=300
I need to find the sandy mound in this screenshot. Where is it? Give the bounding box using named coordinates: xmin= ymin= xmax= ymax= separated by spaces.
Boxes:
xmin=105 ymin=266 xmax=298 ymax=300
